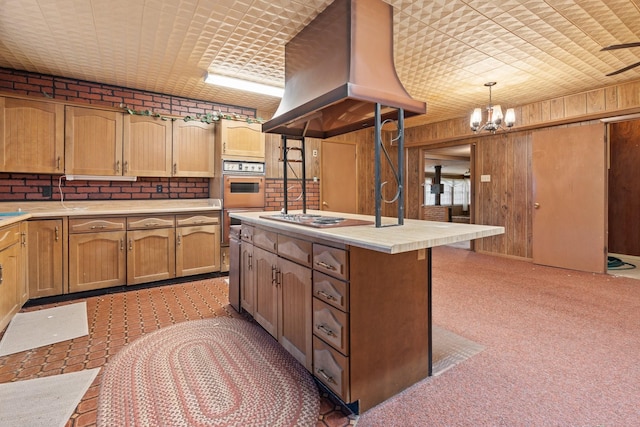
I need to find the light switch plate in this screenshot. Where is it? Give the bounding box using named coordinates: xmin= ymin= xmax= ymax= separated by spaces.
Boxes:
xmin=480 ymin=174 xmax=491 ymax=182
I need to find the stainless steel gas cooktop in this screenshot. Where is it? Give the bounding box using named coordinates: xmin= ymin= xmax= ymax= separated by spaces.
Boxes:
xmin=261 ymin=213 xmax=373 ymax=228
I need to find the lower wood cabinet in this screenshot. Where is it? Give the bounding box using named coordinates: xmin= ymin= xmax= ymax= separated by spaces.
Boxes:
xmin=27 ymin=219 xmax=64 ymax=299
xmin=0 ymin=223 xmax=23 ymax=331
xmin=176 ymin=214 xmax=220 ymax=277
xmin=127 ymin=227 xmax=176 ymax=285
xmin=240 ymin=233 xmax=255 ymax=316
xmin=69 ymin=226 xmax=127 ymax=293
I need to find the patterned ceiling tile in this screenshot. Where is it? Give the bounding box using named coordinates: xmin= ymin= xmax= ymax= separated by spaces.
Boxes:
xmin=0 ymin=0 xmax=639 ymax=124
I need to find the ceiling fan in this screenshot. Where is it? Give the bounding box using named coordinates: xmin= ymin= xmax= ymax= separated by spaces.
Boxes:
xmin=601 ymin=42 xmax=640 ymax=76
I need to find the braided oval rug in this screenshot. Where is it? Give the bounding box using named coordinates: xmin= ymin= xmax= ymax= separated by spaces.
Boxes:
xmin=97 ymin=318 xmax=319 ymax=426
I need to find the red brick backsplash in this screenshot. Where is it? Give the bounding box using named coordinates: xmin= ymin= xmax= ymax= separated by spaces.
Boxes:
xmin=0 ymin=174 xmax=209 ymax=202
xmin=265 ymin=178 xmax=319 ymax=211
xmin=0 ymin=67 xmax=256 ymax=118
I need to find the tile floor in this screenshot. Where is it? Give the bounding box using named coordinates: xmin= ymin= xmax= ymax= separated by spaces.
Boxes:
xmin=0 ymin=277 xmax=356 ymax=427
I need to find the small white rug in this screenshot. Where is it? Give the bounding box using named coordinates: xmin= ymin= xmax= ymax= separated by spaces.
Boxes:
xmin=0 ymin=368 xmax=99 ymax=427
xmin=0 ymin=302 xmax=88 ymax=357
xmin=432 ymin=325 xmax=485 ymax=376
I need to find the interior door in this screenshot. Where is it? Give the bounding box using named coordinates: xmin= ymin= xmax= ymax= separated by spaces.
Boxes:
xmin=532 ymin=123 xmax=607 ymax=273
xmin=321 ymin=140 xmax=357 ymax=213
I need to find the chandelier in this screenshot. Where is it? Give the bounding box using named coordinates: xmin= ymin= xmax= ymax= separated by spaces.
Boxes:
xmin=470 ymin=82 xmax=515 ymax=133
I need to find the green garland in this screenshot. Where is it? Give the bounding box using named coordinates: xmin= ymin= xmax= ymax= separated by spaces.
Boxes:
xmin=123 ymin=107 xmax=263 ymax=124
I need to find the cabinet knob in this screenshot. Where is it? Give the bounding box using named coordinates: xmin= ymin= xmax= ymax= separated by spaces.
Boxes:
xmin=534 ymin=203 xmax=540 ymax=209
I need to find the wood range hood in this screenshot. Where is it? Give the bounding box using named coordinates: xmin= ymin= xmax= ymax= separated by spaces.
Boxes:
xmin=262 ymin=0 xmax=426 ymax=139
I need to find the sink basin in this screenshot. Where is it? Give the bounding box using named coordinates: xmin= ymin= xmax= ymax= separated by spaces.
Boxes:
xmin=0 ymin=212 xmax=27 ymax=217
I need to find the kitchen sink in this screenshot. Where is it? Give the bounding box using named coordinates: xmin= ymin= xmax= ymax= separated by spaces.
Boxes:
xmin=0 ymin=212 xmax=27 ymax=217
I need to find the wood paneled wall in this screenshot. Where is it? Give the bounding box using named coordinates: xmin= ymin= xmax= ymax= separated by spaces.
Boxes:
xmin=264 ymin=133 xmax=321 ymax=179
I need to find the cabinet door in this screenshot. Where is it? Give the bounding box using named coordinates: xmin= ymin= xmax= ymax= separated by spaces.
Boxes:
xmin=0 ymin=97 xmax=64 ymax=173
xmin=172 ymin=120 xmax=215 ymax=177
xmin=278 ymin=257 xmax=312 ymax=370
xmin=219 ymin=120 xmax=265 ymax=160
xmin=123 ymin=114 xmax=172 ymax=177
xmin=0 ymin=224 xmax=21 ymax=331
xmin=69 ymin=231 xmax=126 ymax=292
xmin=65 ymin=106 xmax=123 ymax=175
xmin=27 ymin=220 xmax=64 ymax=299
xmin=253 ymin=246 xmax=278 ymax=337
xmin=127 ymin=228 xmax=176 ymax=285
xmin=240 ymin=243 xmax=255 ymax=315
xmin=176 ymin=224 xmax=220 ymax=277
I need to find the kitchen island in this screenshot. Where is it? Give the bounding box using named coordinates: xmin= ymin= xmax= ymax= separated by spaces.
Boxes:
xmin=230 ymin=210 xmax=504 ymax=413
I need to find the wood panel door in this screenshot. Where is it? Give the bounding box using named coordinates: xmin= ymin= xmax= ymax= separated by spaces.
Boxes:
xmin=123 ymin=115 xmax=172 ymax=177
xmin=0 ymin=97 xmax=64 ymax=173
xmin=278 ymin=257 xmax=312 ymax=370
xmin=321 ymin=140 xmax=357 ymax=213
xmin=240 ymin=243 xmax=256 ymax=315
xmin=27 ymin=219 xmax=64 ymax=299
xmin=218 ymin=119 xmax=265 ymax=160
xmin=532 ymin=123 xmax=607 ymax=273
xmin=172 ymin=120 xmax=215 ymax=177
xmin=176 ymin=224 xmax=220 ymax=276
xmin=65 ymin=106 xmax=123 ymax=176
xmin=253 ymin=246 xmax=278 ymax=337
xmin=69 ymin=231 xmax=126 ymax=292
xmin=127 ymin=228 xmax=176 ymax=285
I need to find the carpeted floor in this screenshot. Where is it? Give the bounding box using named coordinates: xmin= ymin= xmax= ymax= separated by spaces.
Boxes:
xmin=357 ymin=246 xmax=640 ymax=426
xmin=97 ymin=317 xmax=319 ymax=426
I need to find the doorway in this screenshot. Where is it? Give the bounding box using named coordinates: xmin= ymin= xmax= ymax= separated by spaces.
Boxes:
xmin=607 ymin=117 xmax=640 ymax=278
xmin=420 ymin=145 xmax=473 ymax=249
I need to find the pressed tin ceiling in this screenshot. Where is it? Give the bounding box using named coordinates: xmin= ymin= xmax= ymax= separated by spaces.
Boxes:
xmin=0 ymin=0 xmax=639 ymax=127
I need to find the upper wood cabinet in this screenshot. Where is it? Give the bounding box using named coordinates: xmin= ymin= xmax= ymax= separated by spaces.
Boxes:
xmin=0 ymin=97 xmax=64 ymax=173
xmin=123 ymin=115 xmax=173 ymax=177
xmin=218 ymin=119 xmax=265 ymax=160
xmin=172 ymin=120 xmax=215 ymax=177
xmin=65 ymin=106 xmax=123 ymax=176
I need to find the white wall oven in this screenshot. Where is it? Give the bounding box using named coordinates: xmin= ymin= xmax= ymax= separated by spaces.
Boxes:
xmin=221 ymin=160 xmax=266 ymax=244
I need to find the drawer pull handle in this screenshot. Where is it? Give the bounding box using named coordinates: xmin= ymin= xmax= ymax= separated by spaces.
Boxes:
xmin=129 ymin=238 xmax=133 ymax=251
xmin=315 ymin=261 xmax=336 ymax=271
xmin=248 ymin=253 xmax=253 ymax=269
xmin=90 ymin=225 xmax=106 ymax=230
xmin=177 ymin=234 xmax=182 ymax=246
xmin=54 ymin=226 xmax=59 ymax=241
xmin=145 ymin=222 xmax=159 ymax=227
xmin=120 ymin=238 xmax=124 ymax=251
xmin=316 ymin=324 xmax=336 ymax=337
xmin=316 ymin=368 xmax=336 ymax=384
xmin=0 ymin=263 xmax=3 ymax=284
xmin=316 ymin=290 xmax=336 ymax=301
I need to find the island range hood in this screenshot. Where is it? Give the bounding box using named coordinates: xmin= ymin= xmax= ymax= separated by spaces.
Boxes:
xmin=262 ymin=0 xmax=426 ymax=138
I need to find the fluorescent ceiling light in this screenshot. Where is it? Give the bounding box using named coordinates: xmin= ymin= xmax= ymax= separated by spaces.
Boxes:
xmin=204 ymin=72 xmax=284 ymax=98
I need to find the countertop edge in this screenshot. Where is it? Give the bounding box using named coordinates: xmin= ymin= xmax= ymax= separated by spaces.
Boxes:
xmin=230 ymin=210 xmax=505 ymax=254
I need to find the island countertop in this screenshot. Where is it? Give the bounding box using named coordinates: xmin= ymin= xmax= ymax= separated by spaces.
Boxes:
xmin=230 ymin=210 xmax=504 ymax=254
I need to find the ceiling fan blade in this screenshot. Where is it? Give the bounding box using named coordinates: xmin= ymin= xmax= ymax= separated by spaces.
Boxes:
xmin=601 ymin=42 xmax=640 ymax=51
xmin=606 ymin=61 xmax=640 ymax=76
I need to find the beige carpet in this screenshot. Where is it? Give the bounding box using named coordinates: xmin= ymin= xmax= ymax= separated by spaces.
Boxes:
xmin=0 ymin=368 xmax=99 ymax=427
xmin=0 ymin=302 xmax=88 ymax=357
xmin=432 ymin=325 xmax=485 ymax=376
xmin=97 ymin=317 xmax=319 ymax=426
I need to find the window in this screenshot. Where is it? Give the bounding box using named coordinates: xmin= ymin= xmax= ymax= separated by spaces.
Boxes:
xmin=424 ymin=178 xmax=470 ymax=208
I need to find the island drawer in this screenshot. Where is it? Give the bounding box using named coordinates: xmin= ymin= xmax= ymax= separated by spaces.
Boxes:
xmin=313 ymin=271 xmax=348 ymax=311
xmin=313 ymin=244 xmax=349 ymax=281
xmin=253 ymin=227 xmax=277 ymax=251
xmin=240 ymin=224 xmax=254 ymax=243
xmin=278 ymin=234 xmax=312 ymax=267
xmin=313 ymin=336 xmax=350 ymax=402
xmin=313 ymin=298 xmax=349 ymax=355
xmin=127 ymin=215 xmax=175 ymax=230
xmin=176 ymin=213 xmax=219 ymax=227
xmin=69 ymin=217 xmax=126 ymax=233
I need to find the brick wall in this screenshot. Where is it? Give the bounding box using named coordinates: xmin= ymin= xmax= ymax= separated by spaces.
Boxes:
xmin=422 ymin=205 xmax=451 ymax=222
xmin=265 ymin=179 xmax=320 ymax=211
xmin=0 ymin=67 xmax=260 ymax=202
xmin=0 ymin=174 xmax=209 ymax=202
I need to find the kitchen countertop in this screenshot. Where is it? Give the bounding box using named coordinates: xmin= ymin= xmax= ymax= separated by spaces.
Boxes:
xmin=230 ymin=210 xmax=504 ymax=254
xmin=0 ymin=199 xmax=222 ymax=227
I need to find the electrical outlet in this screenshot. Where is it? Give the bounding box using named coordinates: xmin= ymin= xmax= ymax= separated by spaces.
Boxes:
xmin=42 ymin=186 xmax=52 ymax=197
xmin=156 ymin=185 xmax=163 ymax=193
xmin=312 ymin=149 xmax=318 ymax=157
